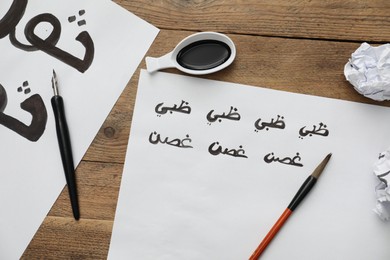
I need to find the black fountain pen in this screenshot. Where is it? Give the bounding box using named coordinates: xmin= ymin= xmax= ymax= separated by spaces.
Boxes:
xmin=51 ymin=70 xmax=80 ymax=220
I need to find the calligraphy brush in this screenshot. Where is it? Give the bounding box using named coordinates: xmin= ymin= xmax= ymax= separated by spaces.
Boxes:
xmin=249 ymin=153 xmax=332 ymax=259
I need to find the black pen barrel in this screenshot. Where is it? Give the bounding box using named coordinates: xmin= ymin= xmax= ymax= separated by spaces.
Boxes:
xmin=51 ymin=95 xmax=80 ymax=220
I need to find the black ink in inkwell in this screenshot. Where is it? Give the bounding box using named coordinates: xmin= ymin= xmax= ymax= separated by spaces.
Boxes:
xmin=176 ymin=40 xmax=231 ymax=71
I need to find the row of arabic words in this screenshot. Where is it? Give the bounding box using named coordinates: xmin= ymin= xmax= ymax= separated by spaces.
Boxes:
xmin=155 ymin=101 xmax=329 ymax=139
xmin=148 ymin=131 xmax=304 ymax=167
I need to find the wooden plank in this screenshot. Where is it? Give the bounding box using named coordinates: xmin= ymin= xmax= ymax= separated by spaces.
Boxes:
xmin=82 ymin=80 xmax=136 ymax=163
xmin=48 ymin=161 xmax=122 ymax=220
xmin=22 ymin=217 xmax=112 ymax=259
xmin=23 ymin=161 xmax=121 ymax=258
xmin=115 ymin=0 xmax=390 ymax=42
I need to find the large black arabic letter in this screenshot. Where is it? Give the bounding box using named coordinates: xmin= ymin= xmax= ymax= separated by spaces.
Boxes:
xmin=10 ymin=28 xmax=38 ymax=51
xmin=25 ymin=13 xmax=94 ymax=73
xmin=0 ymin=84 xmax=47 ymax=142
xmin=10 ymin=8 xmax=61 ymax=52
xmin=0 ymin=0 xmax=27 ymax=39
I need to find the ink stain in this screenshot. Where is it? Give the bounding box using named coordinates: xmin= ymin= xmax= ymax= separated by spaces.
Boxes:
xmin=176 ymin=40 xmax=231 ymax=70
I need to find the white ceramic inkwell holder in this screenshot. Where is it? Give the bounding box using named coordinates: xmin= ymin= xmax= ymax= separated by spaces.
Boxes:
xmin=145 ymin=31 xmax=236 ymax=75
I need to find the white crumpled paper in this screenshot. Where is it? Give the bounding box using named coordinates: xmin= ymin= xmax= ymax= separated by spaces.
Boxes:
xmin=373 ymin=147 xmax=390 ymax=221
xmin=344 ymin=42 xmax=390 ymax=101
xmin=345 ymin=43 xmax=390 ymax=221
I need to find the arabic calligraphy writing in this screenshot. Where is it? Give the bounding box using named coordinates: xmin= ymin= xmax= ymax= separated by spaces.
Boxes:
xmin=208 ymin=141 xmax=248 ymax=158
xmin=206 ymin=106 xmax=241 ymax=124
xmin=299 ymin=122 xmax=329 ymax=139
xmin=148 ymin=99 xmax=330 ymax=165
xmin=1 ymin=0 xmax=94 ymax=73
xmin=0 ymin=82 xmax=47 ymax=142
xmin=264 ymin=152 xmax=303 ymax=167
xmin=0 ymin=0 xmax=27 ymax=39
xmin=155 ymin=100 xmax=191 ymax=116
xmin=254 ymin=115 xmax=286 ymax=132
xmin=149 ymin=131 xmax=193 ymax=148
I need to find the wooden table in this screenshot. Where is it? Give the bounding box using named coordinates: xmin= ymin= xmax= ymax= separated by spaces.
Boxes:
xmin=22 ymin=0 xmax=390 ymax=258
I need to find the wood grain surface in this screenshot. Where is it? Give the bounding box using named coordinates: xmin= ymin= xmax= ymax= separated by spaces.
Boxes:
xmin=22 ymin=1 xmax=390 ymax=259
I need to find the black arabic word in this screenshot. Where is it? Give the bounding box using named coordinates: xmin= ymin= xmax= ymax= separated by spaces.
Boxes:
xmin=155 ymin=100 xmax=191 ymax=116
xmin=1 ymin=1 xmax=94 ymax=73
xmin=208 ymin=142 xmax=248 ymax=158
xmin=0 ymin=83 xmax=47 ymax=141
xmin=299 ymin=122 xmax=329 ymax=139
xmin=264 ymin=152 xmax=303 ymax=167
xmin=254 ymin=115 xmax=285 ymax=132
xmin=149 ymin=131 xmax=193 ymax=148
xmin=206 ymin=106 xmax=241 ymax=124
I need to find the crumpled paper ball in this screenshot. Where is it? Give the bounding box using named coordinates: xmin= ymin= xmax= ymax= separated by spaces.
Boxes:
xmin=373 ymin=147 xmax=390 ymax=221
xmin=344 ymin=42 xmax=390 ymax=101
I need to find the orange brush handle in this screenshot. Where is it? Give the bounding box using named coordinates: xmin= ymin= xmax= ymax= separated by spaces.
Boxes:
xmin=249 ymin=208 xmax=292 ymax=260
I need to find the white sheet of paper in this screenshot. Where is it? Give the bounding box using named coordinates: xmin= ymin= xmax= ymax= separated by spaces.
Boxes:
xmin=108 ymin=70 xmax=390 ymax=260
xmin=0 ymin=1 xmax=158 ymax=259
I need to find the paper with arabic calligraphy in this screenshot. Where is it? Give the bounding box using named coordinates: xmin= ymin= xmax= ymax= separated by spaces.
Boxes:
xmin=0 ymin=1 xmax=158 ymax=259
xmin=108 ymin=70 xmax=390 ymax=260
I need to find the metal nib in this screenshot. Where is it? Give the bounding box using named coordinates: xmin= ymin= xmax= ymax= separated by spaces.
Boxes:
xmin=52 ymin=69 xmax=59 ymax=96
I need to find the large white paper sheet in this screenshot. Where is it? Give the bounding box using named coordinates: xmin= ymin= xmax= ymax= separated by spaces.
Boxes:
xmin=0 ymin=1 xmax=158 ymax=259
xmin=109 ymin=70 xmax=390 ymax=259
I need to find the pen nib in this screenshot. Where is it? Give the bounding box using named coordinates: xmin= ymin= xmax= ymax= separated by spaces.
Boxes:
xmin=52 ymin=69 xmax=59 ymax=96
